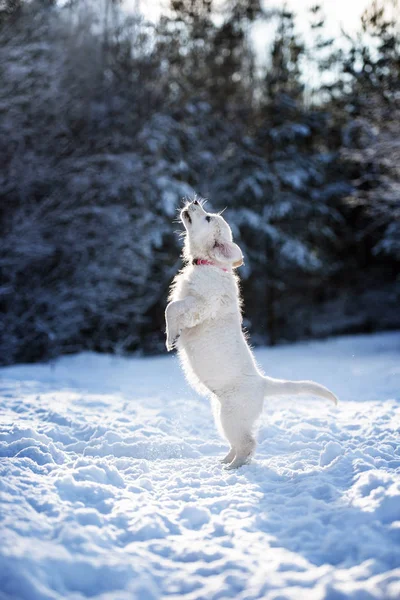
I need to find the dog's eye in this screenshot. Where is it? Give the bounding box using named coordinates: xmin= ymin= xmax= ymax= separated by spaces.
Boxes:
xmin=205 ymin=216 xmax=211 ymax=222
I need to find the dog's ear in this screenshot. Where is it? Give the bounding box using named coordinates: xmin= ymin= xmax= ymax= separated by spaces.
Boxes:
xmin=210 ymin=241 xmax=243 ymax=268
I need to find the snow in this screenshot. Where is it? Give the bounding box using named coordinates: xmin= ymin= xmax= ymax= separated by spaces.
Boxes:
xmin=1 ymin=331 xmax=399 ymax=600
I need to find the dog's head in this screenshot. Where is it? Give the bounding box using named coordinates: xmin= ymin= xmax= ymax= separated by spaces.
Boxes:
xmin=181 ymin=199 xmax=243 ymax=269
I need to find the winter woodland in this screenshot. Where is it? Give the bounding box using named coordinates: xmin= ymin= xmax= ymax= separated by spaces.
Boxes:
xmin=0 ymin=0 xmax=399 ymax=364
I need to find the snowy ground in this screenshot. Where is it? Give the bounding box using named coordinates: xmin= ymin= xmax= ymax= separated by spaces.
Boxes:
xmin=1 ymin=332 xmax=400 ymax=600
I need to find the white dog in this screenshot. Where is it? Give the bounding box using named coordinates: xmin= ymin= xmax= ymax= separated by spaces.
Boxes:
xmin=165 ymin=199 xmax=338 ymax=469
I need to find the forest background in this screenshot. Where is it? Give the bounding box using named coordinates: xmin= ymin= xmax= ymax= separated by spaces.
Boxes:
xmin=0 ymin=0 xmax=399 ymax=365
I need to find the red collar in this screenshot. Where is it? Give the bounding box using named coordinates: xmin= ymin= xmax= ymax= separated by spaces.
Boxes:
xmin=193 ymin=258 xmax=228 ymax=272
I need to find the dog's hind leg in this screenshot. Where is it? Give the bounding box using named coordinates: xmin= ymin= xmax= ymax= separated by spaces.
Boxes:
xmin=211 ymin=396 xmax=237 ymax=464
xmin=218 ymin=403 xmax=257 ymax=469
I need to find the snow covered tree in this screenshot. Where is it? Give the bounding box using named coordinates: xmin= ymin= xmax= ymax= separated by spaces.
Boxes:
xmin=0 ymin=0 xmax=399 ymax=364
xmin=338 ymin=1 xmax=400 ymax=263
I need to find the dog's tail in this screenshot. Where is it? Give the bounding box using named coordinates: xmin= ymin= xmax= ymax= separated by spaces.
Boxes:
xmin=263 ymin=376 xmax=338 ymax=405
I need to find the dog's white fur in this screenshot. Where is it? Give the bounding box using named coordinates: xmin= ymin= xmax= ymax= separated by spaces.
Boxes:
xmin=165 ymin=199 xmax=338 ymax=469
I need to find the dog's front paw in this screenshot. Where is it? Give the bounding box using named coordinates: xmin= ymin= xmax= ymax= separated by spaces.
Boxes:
xmin=165 ymin=302 xmax=181 ymax=352
xmin=166 ymin=331 xmax=180 ymax=352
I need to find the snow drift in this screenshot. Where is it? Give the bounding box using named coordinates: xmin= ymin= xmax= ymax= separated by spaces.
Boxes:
xmin=0 ymin=332 xmax=399 ymax=599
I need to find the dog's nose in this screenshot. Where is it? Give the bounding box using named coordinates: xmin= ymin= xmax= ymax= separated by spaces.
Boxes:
xmin=193 ymin=200 xmax=199 ymax=206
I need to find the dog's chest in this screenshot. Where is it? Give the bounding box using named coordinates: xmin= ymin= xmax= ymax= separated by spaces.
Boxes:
xmin=172 ymin=267 xmax=237 ymax=305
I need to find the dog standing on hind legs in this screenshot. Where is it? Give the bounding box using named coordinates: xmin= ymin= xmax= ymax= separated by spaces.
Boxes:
xmin=165 ymin=198 xmax=338 ymax=469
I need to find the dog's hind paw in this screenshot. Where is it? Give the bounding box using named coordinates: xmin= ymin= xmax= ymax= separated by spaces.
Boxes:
xmin=220 ymin=448 xmax=235 ymax=464
xmin=223 ymin=455 xmax=251 ymax=470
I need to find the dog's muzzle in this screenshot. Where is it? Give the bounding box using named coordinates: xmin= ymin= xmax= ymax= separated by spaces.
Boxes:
xmin=182 ymin=209 xmax=192 ymax=224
